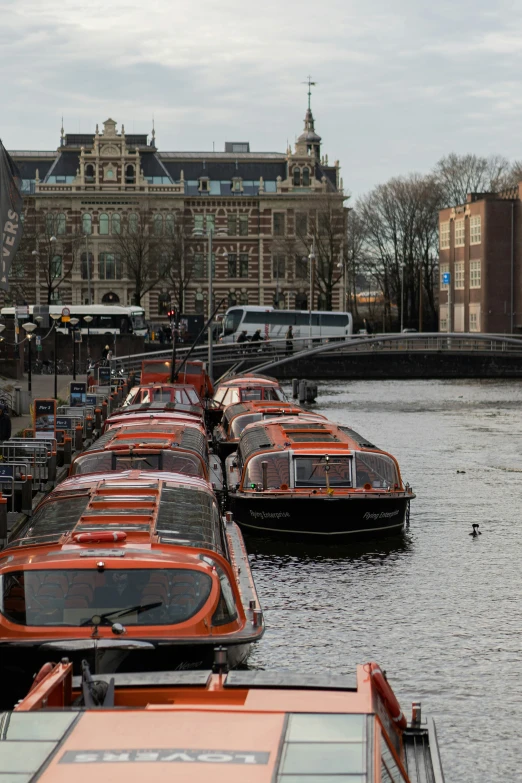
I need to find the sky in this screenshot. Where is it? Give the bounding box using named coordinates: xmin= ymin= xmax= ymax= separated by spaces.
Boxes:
xmin=1 ymin=0 xmax=522 ymax=200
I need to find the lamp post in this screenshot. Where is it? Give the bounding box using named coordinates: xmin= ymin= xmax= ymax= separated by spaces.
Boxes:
xmin=50 ymin=313 xmax=62 ymax=399
xmin=400 ymin=263 xmax=406 ymax=333
xmin=85 ymin=234 xmax=92 ymax=305
xmin=308 ymin=239 xmax=316 ymax=344
xmin=69 ymin=317 xmax=79 ymax=380
xmin=83 ymin=315 xmax=93 ymax=359
xmin=21 ymin=322 xmax=37 ymax=395
xmin=192 ymin=224 xmax=227 ymax=382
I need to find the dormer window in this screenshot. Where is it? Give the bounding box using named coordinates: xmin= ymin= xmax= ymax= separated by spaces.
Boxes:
xmin=199 ymin=177 xmax=210 ymax=193
xmin=231 ymin=177 xmax=242 ymax=193
xmin=293 ymin=167 xmax=301 ymax=187
xmin=302 ymin=167 xmax=310 ymax=187
xmin=125 ymin=165 xmax=135 ymax=185
xmin=85 ymin=164 xmax=94 ymax=184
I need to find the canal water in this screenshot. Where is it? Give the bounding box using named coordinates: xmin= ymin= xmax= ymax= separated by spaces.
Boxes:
xmin=247 ymin=378 xmax=522 ymax=782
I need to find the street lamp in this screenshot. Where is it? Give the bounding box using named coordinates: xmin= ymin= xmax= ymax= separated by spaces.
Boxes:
xmin=50 ymin=313 xmax=62 ymax=399
xmin=21 ymin=322 xmax=37 ymax=395
xmin=400 ymin=263 xmax=406 ymax=332
xmin=308 ymin=240 xmax=316 ymax=344
xmin=192 ymin=225 xmax=227 ymax=381
xmin=83 ymin=315 xmax=93 ymax=359
xmin=69 ymin=317 xmax=79 ymax=380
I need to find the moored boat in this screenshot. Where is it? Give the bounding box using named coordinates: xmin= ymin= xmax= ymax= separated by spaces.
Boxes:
xmin=0 ymin=472 xmax=263 ymax=700
xmin=122 ymin=383 xmax=204 ymax=413
xmin=103 ymin=400 xmax=205 ymax=433
xmin=11 ymin=657 xmax=445 ymax=783
xmin=226 ymin=418 xmax=415 ymax=539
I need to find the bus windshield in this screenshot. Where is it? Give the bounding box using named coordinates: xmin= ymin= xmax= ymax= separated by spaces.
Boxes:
xmin=223 ymin=309 xmax=244 ymax=335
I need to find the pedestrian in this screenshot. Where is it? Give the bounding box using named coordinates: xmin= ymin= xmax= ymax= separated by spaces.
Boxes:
xmin=236 ymin=330 xmax=248 ymax=344
xmin=285 ymin=325 xmax=294 ymax=356
xmin=0 ymin=405 xmax=11 ymax=443
xmin=363 ymin=318 xmax=373 ymax=336
xmin=250 ymin=328 xmax=263 ymax=353
xmin=101 ymin=344 xmax=110 ymax=365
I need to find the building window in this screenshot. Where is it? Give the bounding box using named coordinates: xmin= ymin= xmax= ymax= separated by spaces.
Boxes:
xmin=440 ymin=263 xmax=449 ymax=290
xmin=228 ymin=215 xmax=237 ymax=236
xmin=273 ymin=292 xmax=285 ymax=309
xmin=85 ymin=164 xmax=95 ymax=183
xmin=293 ymin=167 xmax=301 ymax=187
xmin=228 ymin=291 xmax=237 ymax=308
xmin=82 ymin=213 xmax=92 ymax=235
xmin=80 ymin=252 xmax=93 ymax=280
xmin=193 ymin=253 xmax=205 ymax=278
xmin=239 ymin=291 xmax=249 ymax=305
xmin=302 ymin=167 xmax=310 ymax=187
xmin=112 ymin=213 xmax=121 ymax=234
xmin=125 ymin=165 xmax=135 ymax=185
xmin=99 ymin=213 xmax=109 ymax=235
xmin=295 ymin=254 xmax=308 ymax=279
xmin=227 ymin=253 xmax=237 ymax=277
xmin=199 ymin=178 xmax=209 ymax=192
xmin=470 ymin=215 xmax=481 ymax=245
xmin=99 ymin=253 xmax=122 ymax=280
xmin=470 ymin=260 xmax=481 ymax=288
xmin=128 ymin=213 xmax=139 ymax=234
xmin=273 ymin=213 xmax=285 ymax=236
xmin=9 ymin=258 xmax=23 ymax=278
xmin=454 ymin=261 xmax=464 ymax=289
xmin=273 ymin=254 xmax=286 ymax=280
xmin=194 ymin=215 xmax=204 ymax=233
xmin=57 ymin=213 xmax=66 ymax=236
xmin=454 ymin=219 xmax=465 ymax=247
xmin=206 ymin=215 xmax=215 ymax=233
xmin=165 ymin=214 xmax=175 ymax=236
xmin=239 ymin=254 xmax=249 ymax=278
xmin=232 ymin=178 xmax=242 ymax=192
xmin=439 ymin=221 xmax=450 ymax=250
xmin=195 ymin=294 xmax=204 ymax=314
xmin=239 ymin=215 xmax=248 ymax=236
xmin=439 ymin=304 xmax=448 ymax=332
xmin=469 ymin=305 xmax=481 ymax=332
xmin=296 ymin=212 xmax=308 ymax=237
xmin=158 ymin=292 xmax=169 ymax=315
xmin=153 ymin=214 xmax=163 ymax=236
xmin=50 ymin=255 xmax=62 ymax=278
xmin=295 ymin=292 xmax=307 ymax=309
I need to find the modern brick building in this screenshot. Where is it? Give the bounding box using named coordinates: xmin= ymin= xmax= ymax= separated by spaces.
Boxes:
xmin=438 ymin=188 xmax=520 ymax=334
xmin=6 ymin=106 xmax=346 ymax=322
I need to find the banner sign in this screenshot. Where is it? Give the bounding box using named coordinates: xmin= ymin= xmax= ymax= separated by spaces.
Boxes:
xmin=69 ymin=382 xmax=87 ymax=407
xmin=56 ymin=417 xmax=72 ymax=430
xmin=98 ymin=366 xmax=111 ymax=385
xmin=33 ymin=399 xmax=56 ymax=438
xmin=0 ymin=140 xmax=24 ymax=291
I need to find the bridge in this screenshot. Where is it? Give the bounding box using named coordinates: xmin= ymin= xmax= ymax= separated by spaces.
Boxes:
xmin=117 ymin=333 xmax=522 ymax=382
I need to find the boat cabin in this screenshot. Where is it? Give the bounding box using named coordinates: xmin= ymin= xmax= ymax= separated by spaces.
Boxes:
xmin=0 ymin=473 xmax=263 ymax=696
xmin=213 ymin=375 xmax=286 ymax=409
xmin=12 ymin=660 xmax=445 ymax=783
xmin=123 ymin=383 xmax=203 ymax=411
xmin=69 ymin=423 xmax=222 ymax=490
xmin=140 ymin=359 xmax=213 ymax=398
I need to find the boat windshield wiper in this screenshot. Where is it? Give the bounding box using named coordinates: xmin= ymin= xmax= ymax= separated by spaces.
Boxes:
xmin=81 ymin=602 xmax=162 ymax=627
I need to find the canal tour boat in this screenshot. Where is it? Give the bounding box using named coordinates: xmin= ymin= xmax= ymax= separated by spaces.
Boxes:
xmin=213 ymin=400 xmax=328 ymax=461
xmin=0 ymin=472 xmax=264 ymax=699
xmin=123 ymin=383 xmax=204 ymax=413
xmin=225 ymin=419 xmax=415 ymax=539
xmin=140 ymin=359 xmax=213 ymax=398
xmin=11 ymin=658 xmax=445 ymax=783
xmin=103 ymin=400 xmax=205 ymax=434
xmin=212 ymin=374 xmax=287 ymax=409
xmin=69 ymin=422 xmax=224 ymax=496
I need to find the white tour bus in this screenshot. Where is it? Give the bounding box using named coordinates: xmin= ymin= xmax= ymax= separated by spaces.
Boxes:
xmin=0 ymin=305 xmax=147 ymax=336
xmin=219 ymin=305 xmax=353 ymax=344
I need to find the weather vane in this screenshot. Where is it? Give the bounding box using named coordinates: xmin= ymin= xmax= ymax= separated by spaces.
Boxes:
xmin=302 ymin=76 xmax=317 ymax=110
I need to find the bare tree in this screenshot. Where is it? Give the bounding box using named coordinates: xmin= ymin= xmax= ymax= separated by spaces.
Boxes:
xmin=434 ymin=153 xmax=511 ymax=207
xmin=113 ymin=214 xmax=169 ymax=307
xmin=161 ymin=215 xmax=195 ymax=314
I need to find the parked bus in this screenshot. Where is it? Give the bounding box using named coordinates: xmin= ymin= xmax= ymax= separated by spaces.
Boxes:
xmin=0 ymin=305 xmax=147 ymax=336
xmin=219 ymin=305 xmax=353 ymax=344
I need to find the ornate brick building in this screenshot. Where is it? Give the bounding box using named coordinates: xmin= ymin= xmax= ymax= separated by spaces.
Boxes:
xmin=6 ymin=106 xmax=346 ymax=321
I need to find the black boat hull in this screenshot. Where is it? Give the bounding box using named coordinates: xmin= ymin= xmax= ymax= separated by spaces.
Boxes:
xmin=228 ymin=493 xmax=411 ymax=540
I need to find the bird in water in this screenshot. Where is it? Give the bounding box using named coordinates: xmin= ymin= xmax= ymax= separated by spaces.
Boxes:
xmin=469 ymin=523 xmax=481 ymax=537
xmin=457 ymin=470 xmax=466 ymax=474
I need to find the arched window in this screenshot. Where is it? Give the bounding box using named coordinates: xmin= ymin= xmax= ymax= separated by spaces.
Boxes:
xmin=302 ymin=167 xmax=310 ymax=187
xmin=85 ymin=164 xmax=95 ymax=183
xmin=128 ymin=213 xmax=138 ymax=234
xmin=82 ymin=213 xmax=92 ymax=235
xmin=158 ymin=292 xmax=169 ymax=315
xmin=111 ymin=213 xmax=121 ymax=235
xmin=45 ymin=213 xmax=54 ymax=235
xmin=295 ymin=292 xmax=307 ymax=310
xmin=239 ymin=291 xmax=249 ymax=305
xmin=165 ymin=214 xmax=175 ymax=236
xmin=81 ymin=252 xmax=94 ymax=280
xmin=228 ymin=291 xmax=237 ymax=308
xmin=125 ymin=165 xmax=135 ymax=185
xmin=57 ymin=214 xmax=66 ymax=235
xmin=153 ymin=214 xmax=163 ymax=236
xmin=273 ymin=292 xmax=285 ymax=309
xmin=293 ymin=167 xmax=301 ymax=187
xmin=99 ymin=213 xmax=109 ymax=235
xmin=50 ymin=255 xmax=62 ymax=279
xmin=102 ymin=291 xmax=120 ymax=304
xmin=195 ymin=291 xmax=204 ymax=315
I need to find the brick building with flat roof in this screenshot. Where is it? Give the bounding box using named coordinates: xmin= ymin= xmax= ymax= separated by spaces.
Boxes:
xmin=5 ymin=104 xmax=347 ymax=322
xmin=439 ymin=187 xmax=521 ymax=334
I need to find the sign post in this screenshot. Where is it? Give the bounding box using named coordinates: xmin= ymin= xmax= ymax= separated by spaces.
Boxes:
xmin=442 ymin=272 xmax=451 ymax=333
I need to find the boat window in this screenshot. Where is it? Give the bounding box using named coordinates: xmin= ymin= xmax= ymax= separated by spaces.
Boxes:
xmin=0 ymin=568 xmax=212 ymax=627
xmin=209 ymin=562 xmax=238 ymax=626
xmin=230 ymin=413 xmax=263 ymax=438
xmin=277 ymin=713 xmax=368 ymax=781
xmin=11 ymin=494 xmax=91 ymax=545
xmin=72 ymin=452 xmax=203 ymax=477
xmin=355 ymin=453 xmax=398 ymax=489
xmin=381 ymin=736 xmax=408 ymax=782
xmin=214 ymin=388 xmax=241 ymax=406
xmin=240 ymin=389 xmax=263 ymax=401
xmin=244 ymin=453 xmax=290 ymax=489
xmin=294 ymin=456 xmax=352 ymax=488
xmin=156 ymin=486 xmax=224 ymax=553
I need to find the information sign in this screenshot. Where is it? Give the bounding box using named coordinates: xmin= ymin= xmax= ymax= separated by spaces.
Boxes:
xmin=98 ymin=366 xmax=111 ymax=385
xmin=33 ymin=399 xmax=56 ymax=438
xmin=69 ymin=382 xmax=87 ymax=408
xmin=56 ymin=417 xmax=72 ymax=430
xmin=61 ymin=306 xmax=71 ymax=323
xmin=442 ymin=272 xmax=450 ymax=285
xmin=0 ymin=466 xmax=14 ymax=478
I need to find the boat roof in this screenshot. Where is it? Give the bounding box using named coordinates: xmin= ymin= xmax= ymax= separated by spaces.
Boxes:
xmin=223 ymin=401 xmax=326 ymax=427
xmin=81 ymin=422 xmax=208 ymax=460
xmin=238 ymin=419 xmax=380 ymax=462
xmin=108 ymin=401 xmax=204 ymax=419
xmin=6 ymin=472 xmax=225 ymax=560
xmin=105 ymin=411 xmax=204 ymax=431
xmin=215 ymin=375 xmax=281 ymax=390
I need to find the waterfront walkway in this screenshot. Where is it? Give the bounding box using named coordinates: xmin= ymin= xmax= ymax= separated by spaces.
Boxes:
xmin=0 ymin=374 xmax=75 ymax=435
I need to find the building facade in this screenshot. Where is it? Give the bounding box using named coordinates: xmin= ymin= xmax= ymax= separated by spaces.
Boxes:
xmin=439 ymin=189 xmax=521 ymax=334
xmin=6 ymin=108 xmax=347 ymax=321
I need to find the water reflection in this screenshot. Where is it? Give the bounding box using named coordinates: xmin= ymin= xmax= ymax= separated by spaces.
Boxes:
xmin=246 ymin=531 xmax=412 ymax=565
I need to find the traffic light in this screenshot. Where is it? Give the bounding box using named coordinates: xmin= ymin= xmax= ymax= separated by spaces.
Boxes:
xmin=167 ymin=308 xmax=176 ymax=322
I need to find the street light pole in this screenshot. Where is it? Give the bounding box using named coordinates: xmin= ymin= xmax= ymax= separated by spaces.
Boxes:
xmin=400 ymin=264 xmax=405 ymax=332
xmin=50 ymin=313 xmax=61 ymax=399
xmin=208 ymin=228 xmax=213 ymax=381
xmin=70 ymin=317 xmax=79 ymax=380
xmin=21 ymin=322 xmax=38 ymax=396
xmin=85 ymin=234 xmax=92 ymax=305
xmin=308 ymin=238 xmax=316 ymax=343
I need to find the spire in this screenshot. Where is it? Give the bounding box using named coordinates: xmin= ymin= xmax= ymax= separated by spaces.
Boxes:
xmin=60 ymin=116 xmax=65 ymax=147
xmin=296 ymin=77 xmax=321 ymax=157
xmin=151 ymin=115 xmax=156 ymax=147
xmin=302 ymin=75 xmax=316 ymax=111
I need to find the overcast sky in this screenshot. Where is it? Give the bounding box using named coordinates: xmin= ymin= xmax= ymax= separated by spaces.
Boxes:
xmin=1 ymin=0 xmax=521 ymax=199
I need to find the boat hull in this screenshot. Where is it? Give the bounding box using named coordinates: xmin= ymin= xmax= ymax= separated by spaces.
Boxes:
xmin=228 ymin=492 xmax=411 ymax=540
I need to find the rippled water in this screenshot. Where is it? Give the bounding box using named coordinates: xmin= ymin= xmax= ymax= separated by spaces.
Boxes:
xmin=246 ymin=379 xmax=522 ymax=782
